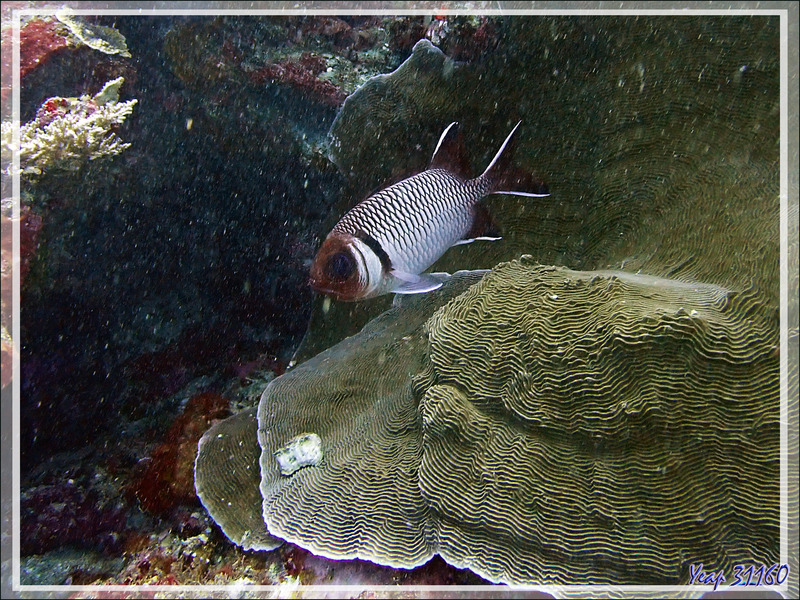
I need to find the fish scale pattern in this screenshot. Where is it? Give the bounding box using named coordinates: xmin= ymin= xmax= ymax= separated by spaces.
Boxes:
xmin=195 ymin=15 xmax=786 ymax=587
xmin=332 ymin=169 xmax=490 ymax=274
xmin=418 ymin=258 xmax=779 ymax=584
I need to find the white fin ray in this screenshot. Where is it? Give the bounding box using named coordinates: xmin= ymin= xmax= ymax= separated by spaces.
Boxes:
xmin=493 ymin=190 xmax=550 ymax=197
xmin=391 ymin=271 xmax=444 ymax=294
xmin=451 ymin=236 xmax=503 ymax=246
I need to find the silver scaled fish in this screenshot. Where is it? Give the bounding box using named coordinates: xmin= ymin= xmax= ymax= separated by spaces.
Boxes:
xmin=309 ymin=121 xmax=549 ymax=301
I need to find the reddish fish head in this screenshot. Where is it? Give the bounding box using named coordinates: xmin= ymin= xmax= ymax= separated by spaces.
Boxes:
xmin=309 ymin=233 xmax=384 ymax=301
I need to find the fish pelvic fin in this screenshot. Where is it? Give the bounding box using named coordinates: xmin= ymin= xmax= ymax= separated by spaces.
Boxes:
xmin=429 ymin=122 xmax=473 ymax=180
xmin=391 ymin=270 xmax=444 ymax=295
xmin=480 ymin=121 xmax=550 ymax=197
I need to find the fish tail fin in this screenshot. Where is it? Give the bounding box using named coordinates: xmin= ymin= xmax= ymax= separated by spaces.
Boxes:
xmin=479 ymin=121 xmax=550 ymax=197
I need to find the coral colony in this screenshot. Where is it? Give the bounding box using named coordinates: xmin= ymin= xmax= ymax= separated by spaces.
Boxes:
xmin=3 ymin=78 xmax=137 ymax=178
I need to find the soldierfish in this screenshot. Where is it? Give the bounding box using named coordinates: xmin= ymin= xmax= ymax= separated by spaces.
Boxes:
xmin=309 ymin=121 xmax=549 ymax=301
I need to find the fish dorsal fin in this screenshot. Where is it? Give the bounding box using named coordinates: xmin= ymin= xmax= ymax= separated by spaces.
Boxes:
xmin=429 ymin=122 xmax=472 ymax=180
xmin=452 ymin=203 xmax=502 ymax=246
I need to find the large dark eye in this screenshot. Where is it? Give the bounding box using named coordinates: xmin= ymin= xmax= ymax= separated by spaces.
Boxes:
xmin=325 ymin=251 xmax=356 ymax=281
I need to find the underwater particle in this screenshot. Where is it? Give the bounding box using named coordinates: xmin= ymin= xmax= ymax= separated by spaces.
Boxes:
xmin=249 ymin=53 xmax=347 ymax=106
xmin=55 ymin=10 xmax=131 ymax=57
xmin=327 ymin=39 xmax=466 ymax=180
xmin=274 ymin=433 xmax=323 ymax=476
xmin=20 ymin=480 xmax=128 ymax=556
xmin=197 ymin=261 xmax=778 ymax=585
xmin=195 ymin=409 xmax=282 ymax=551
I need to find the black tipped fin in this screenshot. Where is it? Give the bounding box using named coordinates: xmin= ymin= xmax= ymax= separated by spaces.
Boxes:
xmin=429 ymin=122 xmax=472 ymax=180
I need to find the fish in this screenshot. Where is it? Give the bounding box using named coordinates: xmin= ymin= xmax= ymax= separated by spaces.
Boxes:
xmin=309 ymin=121 xmax=549 ymax=301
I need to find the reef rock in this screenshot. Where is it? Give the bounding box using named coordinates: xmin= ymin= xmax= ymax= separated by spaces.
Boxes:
xmin=196 ymin=260 xmax=778 ymax=584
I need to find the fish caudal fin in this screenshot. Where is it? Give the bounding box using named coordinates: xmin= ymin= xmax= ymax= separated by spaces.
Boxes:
xmin=480 ymin=121 xmax=550 ymax=197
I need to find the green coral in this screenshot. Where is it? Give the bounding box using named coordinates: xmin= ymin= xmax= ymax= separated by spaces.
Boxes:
xmin=196 ymin=261 xmax=779 ymax=584
xmin=55 ymin=10 xmax=131 ymax=57
xmin=2 ymin=78 xmax=137 ymax=178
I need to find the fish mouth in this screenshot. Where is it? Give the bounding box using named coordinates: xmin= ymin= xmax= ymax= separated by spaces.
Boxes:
xmin=308 ymin=276 xmax=365 ymax=302
xmin=308 ymin=276 xmax=342 ymax=298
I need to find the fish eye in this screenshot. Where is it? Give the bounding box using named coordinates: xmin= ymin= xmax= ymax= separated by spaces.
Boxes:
xmin=325 ymin=251 xmax=356 ymax=281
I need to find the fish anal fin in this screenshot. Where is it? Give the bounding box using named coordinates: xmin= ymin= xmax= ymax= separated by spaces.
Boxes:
xmin=429 ymin=122 xmax=473 ymax=180
xmin=456 ymin=203 xmax=502 ymax=246
xmin=391 ymin=272 xmax=444 ymax=295
xmin=390 ymin=269 xmax=419 ymax=283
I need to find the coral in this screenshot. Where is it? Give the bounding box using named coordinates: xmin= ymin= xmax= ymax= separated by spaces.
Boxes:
xmin=386 ymin=17 xmax=428 ymax=53
xmin=425 ymin=15 xmax=501 ymax=62
xmin=1 ymin=14 xmax=131 ymax=107
xmin=132 ymin=392 xmax=231 ymax=515
xmin=197 ymin=257 xmax=779 ymax=585
xmin=315 ymin=15 xmax=779 ymax=370
xmin=55 ymin=10 xmax=131 ymax=57
xmin=419 ymin=261 xmax=778 ymax=585
xmin=2 ymin=77 xmax=137 ymax=178
xmin=195 ymin=408 xmax=282 ymax=552
xmin=327 ymin=17 xmax=778 ymax=305
xmin=249 ymin=52 xmax=347 ymax=106
xmin=195 ymin=271 xmax=484 ymax=557
xmin=328 ymin=39 xmax=470 ymax=186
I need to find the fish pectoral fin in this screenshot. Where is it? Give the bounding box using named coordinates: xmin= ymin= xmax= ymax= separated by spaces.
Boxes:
xmin=391 ymin=271 xmax=444 ymax=295
xmin=390 ymin=269 xmax=421 ymax=283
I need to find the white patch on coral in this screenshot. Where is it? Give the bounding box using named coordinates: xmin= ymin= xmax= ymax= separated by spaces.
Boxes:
xmin=274 ymin=433 xmax=323 ymax=476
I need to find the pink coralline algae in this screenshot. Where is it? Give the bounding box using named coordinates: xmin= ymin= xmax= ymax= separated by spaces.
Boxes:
xmin=21 ymin=479 xmax=128 ymax=556
xmin=18 ymin=19 xmax=70 ymax=78
xmin=249 ymin=52 xmax=347 ymax=107
xmin=131 ymin=392 xmax=231 ymax=515
xmin=1 ymin=18 xmax=68 ymax=105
